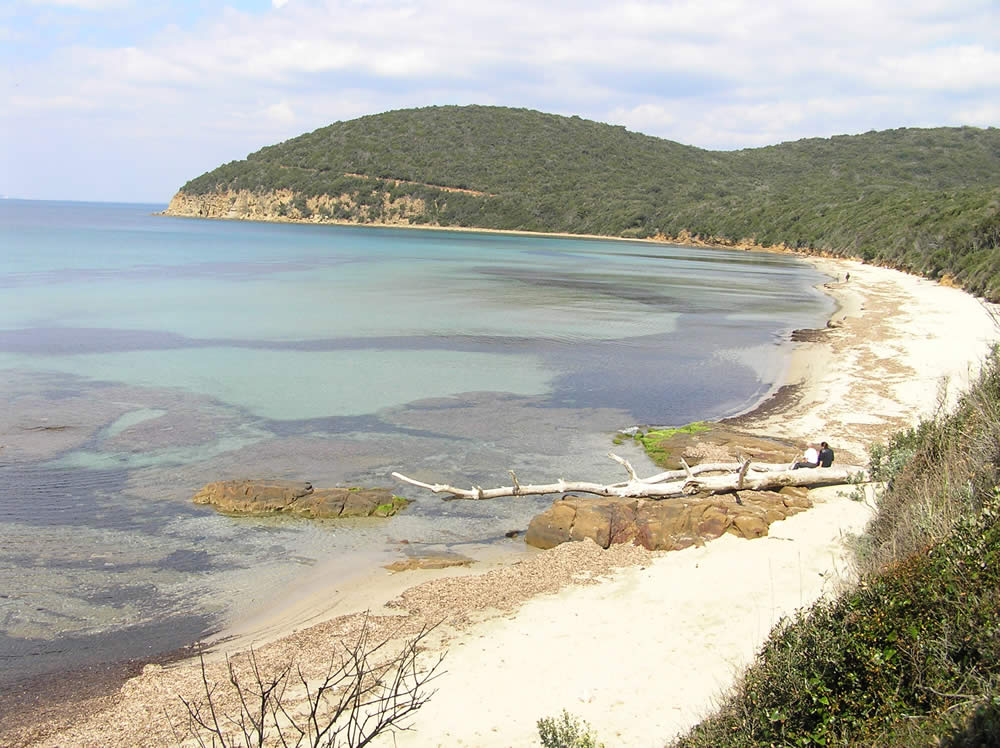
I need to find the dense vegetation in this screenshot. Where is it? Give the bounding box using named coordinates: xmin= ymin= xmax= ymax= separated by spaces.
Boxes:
xmin=671 ymin=351 xmax=1000 ymax=747
xmin=178 ymin=106 xmax=1000 ymax=298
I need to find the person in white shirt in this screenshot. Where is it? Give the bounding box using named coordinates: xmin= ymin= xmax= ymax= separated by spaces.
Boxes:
xmin=792 ymin=444 xmax=820 ymax=469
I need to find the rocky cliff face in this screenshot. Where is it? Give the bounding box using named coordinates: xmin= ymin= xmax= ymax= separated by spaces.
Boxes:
xmin=163 ymin=189 xmax=429 ymax=225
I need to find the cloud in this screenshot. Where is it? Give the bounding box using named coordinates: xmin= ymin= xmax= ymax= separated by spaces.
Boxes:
xmin=28 ymin=0 xmax=130 ymax=9
xmin=954 ymin=102 xmax=1000 ymax=129
xmin=876 ymin=45 xmax=1000 ymax=91
xmin=608 ymin=104 xmax=677 ymax=136
xmin=264 ymin=100 xmax=296 ymax=123
xmin=4 ymin=0 xmax=999 ymax=201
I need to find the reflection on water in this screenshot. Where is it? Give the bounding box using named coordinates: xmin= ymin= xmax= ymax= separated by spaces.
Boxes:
xmin=0 ymin=200 xmax=833 ymax=684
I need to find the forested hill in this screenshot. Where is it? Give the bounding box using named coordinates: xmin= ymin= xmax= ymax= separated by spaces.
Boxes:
xmin=166 ymin=105 xmax=1000 ymax=299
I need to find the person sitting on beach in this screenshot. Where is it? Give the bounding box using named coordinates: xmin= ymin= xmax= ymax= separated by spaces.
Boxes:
xmin=818 ymin=441 xmax=834 ymax=467
xmin=792 ymin=444 xmax=819 ymax=469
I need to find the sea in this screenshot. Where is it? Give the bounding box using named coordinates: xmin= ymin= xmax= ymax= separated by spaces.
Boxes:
xmin=0 ymin=199 xmax=833 ymax=686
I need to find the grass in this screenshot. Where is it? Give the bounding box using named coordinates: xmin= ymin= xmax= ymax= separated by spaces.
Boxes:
xmin=670 ymin=350 xmax=1000 ymax=747
xmin=374 ymin=495 xmax=410 ymax=517
xmin=636 ymin=422 xmax=712 ymax=467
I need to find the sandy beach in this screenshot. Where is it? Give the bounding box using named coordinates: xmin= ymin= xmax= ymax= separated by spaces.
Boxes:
xmin=9 ymin=256 xmax=999 ymax=747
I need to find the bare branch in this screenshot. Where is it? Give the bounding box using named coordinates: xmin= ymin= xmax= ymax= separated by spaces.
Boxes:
xmin=172 ymin=613 xmax=446 ymax=748
xmin=607 ymin=452 xmax=639 ymax=481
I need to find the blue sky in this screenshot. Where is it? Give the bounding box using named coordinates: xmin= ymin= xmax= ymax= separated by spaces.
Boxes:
xmin=2 ymin=0 xmax=998 ymax=203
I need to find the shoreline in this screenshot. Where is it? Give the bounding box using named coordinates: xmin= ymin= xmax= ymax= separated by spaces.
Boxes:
xmin=9 ymin=255 xmax=1000 ymax=747
xmin=158 ymin=206 xmax=814 ymax=257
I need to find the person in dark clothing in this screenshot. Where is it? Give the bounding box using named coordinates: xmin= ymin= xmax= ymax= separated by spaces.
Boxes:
xmin=818 ymin=441 xmax=834 ymax=467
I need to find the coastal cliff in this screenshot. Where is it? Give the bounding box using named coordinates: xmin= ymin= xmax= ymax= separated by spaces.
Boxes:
xmin=163 ymin=188 xmax=804 ymax=257
xmin=164 ymin=187 xmax=429 ymax=226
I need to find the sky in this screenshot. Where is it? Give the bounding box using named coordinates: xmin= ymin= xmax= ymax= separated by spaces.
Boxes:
xmin=2 ymin=0 xmax=999 ymax=204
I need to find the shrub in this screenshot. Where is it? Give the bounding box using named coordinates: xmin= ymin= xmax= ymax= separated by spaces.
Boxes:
xmin=537 ymin=710 xmax=604 ymax=748
xmin=671 ymin=350 xmax=1000 ymax=747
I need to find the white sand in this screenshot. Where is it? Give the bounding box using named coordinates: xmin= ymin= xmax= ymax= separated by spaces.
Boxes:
xmin=23 ymin=258 xmax=1000 ymax=748
xmin=391 ymin=488 xmax=872 ymax=747
xmin=741 ymin=258 xmax=999 ymax=462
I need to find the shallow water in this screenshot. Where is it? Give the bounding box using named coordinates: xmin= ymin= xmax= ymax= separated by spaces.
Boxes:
xmin=0 ymin=200 xmax=833 ymax=684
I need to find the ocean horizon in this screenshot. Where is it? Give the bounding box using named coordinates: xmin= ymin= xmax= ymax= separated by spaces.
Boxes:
xmin=0 ymin=198 xmax=833 ymax=685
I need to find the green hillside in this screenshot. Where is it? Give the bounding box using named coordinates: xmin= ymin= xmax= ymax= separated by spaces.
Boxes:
xmin=173 ymin=105 xmax=1000 ymax=298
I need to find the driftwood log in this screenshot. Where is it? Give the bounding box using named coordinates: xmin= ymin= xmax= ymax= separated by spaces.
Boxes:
xmin=392 ymin=453 xmax=867 ymax=501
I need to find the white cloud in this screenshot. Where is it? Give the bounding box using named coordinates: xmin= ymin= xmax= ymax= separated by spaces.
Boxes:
xmin=954 ymin=102 xmax=1000 ymax=129
xmin=876 ymin=45 xmax=1000 ymax=91
xmin=29 ymin=0 xmax=130 ymax=9
xmin=4 ymin=0 xmax=999 ymax=201
xmin=608 ymin=104 xmax=677 ymax=136
xmin=264 ymin=100 xmax=296 ymax=123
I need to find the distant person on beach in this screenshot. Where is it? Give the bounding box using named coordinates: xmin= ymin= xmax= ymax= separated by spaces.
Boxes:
xmin=818 ymin=441 xmax=835 ymax=467
xmin=792 ymin=444 xmax=820 ymax=469
xmin=845 ymin=272 xmax=850 ymax=282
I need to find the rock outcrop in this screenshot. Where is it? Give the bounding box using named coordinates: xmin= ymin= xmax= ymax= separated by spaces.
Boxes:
xmin=163 ymin=188 xmax=427 ymax=226
xmin=384 ymin=554 xmax=474 ymax=572
xmin=192 ymin=479 xmax=409 ymax=519
xmin=525 ymin=487 xmax=812 ymax=551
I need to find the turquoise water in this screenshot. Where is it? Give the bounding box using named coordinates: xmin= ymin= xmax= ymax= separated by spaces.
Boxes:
xmin=0 ymin=200 xmax=833 ymax=683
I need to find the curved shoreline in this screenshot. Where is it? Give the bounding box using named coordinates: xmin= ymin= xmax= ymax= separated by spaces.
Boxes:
xmin=12 ymin=257 xmax=1000 ymax=747
xmin=159 ymin=202 xmax=815 ymax=258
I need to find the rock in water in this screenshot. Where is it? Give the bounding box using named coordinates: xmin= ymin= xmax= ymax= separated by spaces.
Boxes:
xmin=192 ymin=479 xmax=409 ymax=519
xmin=383 ymin=554 xmax=474 ymax=572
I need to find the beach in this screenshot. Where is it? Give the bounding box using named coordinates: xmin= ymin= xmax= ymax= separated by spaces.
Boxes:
xmin=8 ymin=256 xmax=999 ymax=747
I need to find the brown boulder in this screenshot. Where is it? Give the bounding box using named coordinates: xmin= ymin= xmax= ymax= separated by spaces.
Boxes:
xmin=192 ymin=480 xmax=409 ymax=519
xmin=192 ymin=480 xmax=313 ymax=512
xmin=524 ymin=501 xmax=578 ymax=550
xmin=778 ymin=485 xmax=812 ymax=509
xmin=291 ymin=489 xmax=346 ymax=517
xmin=526 ymin=488 xmax=813 ymax=551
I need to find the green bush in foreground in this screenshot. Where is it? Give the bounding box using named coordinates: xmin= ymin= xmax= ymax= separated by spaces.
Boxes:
xmin=672 ymin=352 xmax=1000 ymax=747
xmin=537 ymin=710 xmax=605 ymax=748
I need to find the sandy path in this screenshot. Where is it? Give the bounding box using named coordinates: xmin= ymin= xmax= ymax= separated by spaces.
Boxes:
xmin=16 ymin=258 xmax=1000 ymax=748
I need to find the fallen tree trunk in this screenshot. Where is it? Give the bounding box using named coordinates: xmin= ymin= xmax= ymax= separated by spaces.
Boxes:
xmin=681 ymin=465 xmax=865 ymax=496
xmin=392 ymin=454 xmax=867 ymax=501
xmin=614 ymin=460 xmax=796 ymax=487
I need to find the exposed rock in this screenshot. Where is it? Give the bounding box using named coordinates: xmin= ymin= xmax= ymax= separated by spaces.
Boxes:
xmin=524 ymin=501 xmax=576 ymax=550
xmin=162 ymin=188 xmax=428 ymax=226
xmin=192 ymin=479 xmax=313 ymax=512
xmin=525 ymin=489 xmax=812 ymax=552
xmin=639 ymin=423 xmax=801 ymax=469
xmin=192 ymin=480 xmax=409 ymax=519
xmin=384 ymin=554 xmax=474 ymax=573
